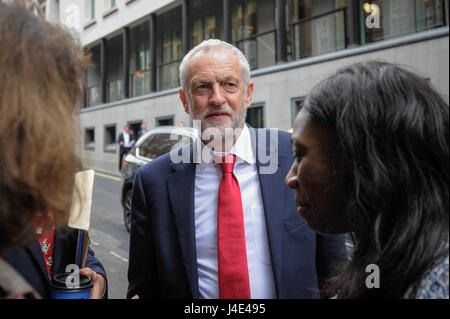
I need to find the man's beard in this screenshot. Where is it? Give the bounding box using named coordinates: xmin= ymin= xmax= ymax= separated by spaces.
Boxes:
xmin=188 ymin=100 xmax=248 ymax=138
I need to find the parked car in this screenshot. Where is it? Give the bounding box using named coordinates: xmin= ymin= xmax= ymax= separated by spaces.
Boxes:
xmin=120 ymin=126 xmax=198 ymax=232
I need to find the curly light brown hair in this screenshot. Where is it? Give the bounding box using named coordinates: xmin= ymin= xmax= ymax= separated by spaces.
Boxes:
xmin=0 ymin=3 xmax=89 ymax=250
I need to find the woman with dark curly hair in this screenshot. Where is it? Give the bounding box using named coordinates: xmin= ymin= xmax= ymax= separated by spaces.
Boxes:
xmin=285 ymin=61 xmax=449 ymax=298
xmin=0 ymin=3 xmax=106 ymax=299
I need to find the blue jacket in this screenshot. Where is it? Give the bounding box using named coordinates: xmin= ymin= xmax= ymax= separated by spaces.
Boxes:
xmin=127 ymin=127 xmax=346 ymax=298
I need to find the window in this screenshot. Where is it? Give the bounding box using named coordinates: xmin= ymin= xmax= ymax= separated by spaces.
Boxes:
xmin=138 ymin=133 xmax=192 ymax=160
xmin=286 ymin=0 xmax=348 ymax=61
xmin=156 ymin=116 xmax=174 ymax=127
xmin=362 ymin=0 xmax=446 ymax=44
xmin=157 ymin=7 xmax=182 ymax=91
xmin=231 ymin=0 xmax=277 ymax=70
xmin=130 ymin=22 xmax=151 ymax=97
xmin=84 ymin=127 xmax=95 ymax=150
xmin=106 ymin=34 xmax=124 ymax=103
xmin=86 ymin=44 xmax=102 ymax=107
xmin=246 ymin=103 xmax=264 ymax=128
xmin=85 ymin=0 xmax=95 ymax=21
xmin=104 ymin=125 xmax=117 ymax=153
xmin=104 ymin=0 xmax=116 ymax=11
xmin=190 ymin=0 xmax=223 ymax=47
xmin=291 ymin=97 xmax=305 ymax=126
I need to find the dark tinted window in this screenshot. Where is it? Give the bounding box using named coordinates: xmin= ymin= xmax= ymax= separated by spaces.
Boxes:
xmin=246 ymin=105 xmax=264 ymax=128
xmin=138 ymin=133 xmax=192 ymax=159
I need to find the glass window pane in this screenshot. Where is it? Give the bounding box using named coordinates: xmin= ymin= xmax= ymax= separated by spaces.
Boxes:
xmin=104 ymin=125 xmax=116 ymax=152
xmin=91 ymin=0 xmax=95 ymax=19
xmin=363 ymin=0 xmax=445 ymax=44
xmin=86 ymin=44 xmax=101 ymax=107
xmin=106 ymin=34 xmax=124 ymax=102
xmin=158 ymin=6 xmax=182 ymax=91
xmin=246 ymin=106 xmax=264 ymax=128
xmin=232 ymin=0 xmax=276 ymax=69
xmin=130 ymin=22 xmax=151 ymax=97
xmin=139 ymin=133 xmax=180 ymax=159
xmin=162 ymin=32 xmax=172 ymax=64
xmin=172 ymin=29 xmax=182 ymax=62
xmin=255 ymin=30 xmax=276 ymax=68
xmin=287 ymin=0 xmax=348 ymax=61
xmin=205 ymin=16 xmax=216 ymax=38
xmin=157 ymin=117 xmax=174 ymax=126
xmin=231 ymin=1 xmax=243 ymax=41
xmin=84 ymin=128 xmax=95 ymax=150
xmin=192 ymin=19 xmax=204 ymax=47
xmin=244 ymin=0 xmax=258 ymax=37
xmin=191 ymin=0 xmax=222 ymax=43
xmin=238 ymin=39 xmax=257 ymax=69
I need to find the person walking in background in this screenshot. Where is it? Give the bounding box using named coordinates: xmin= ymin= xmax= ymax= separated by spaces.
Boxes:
xmin=127 ymin=39 xmax=346 ymax=299
xmin=0 ymin=3 xmax=107 ymax=299
xmin=285 ymin=61 xmax=449 ymax=298
xmin=118 ymin=124 xmax=134 ymax=171
xmin=137 ymin=122 xmax=148 ymax=141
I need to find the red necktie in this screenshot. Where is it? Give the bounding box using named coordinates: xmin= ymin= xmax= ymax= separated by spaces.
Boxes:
xmin=217 ymin=154 xmax=251 ymax=299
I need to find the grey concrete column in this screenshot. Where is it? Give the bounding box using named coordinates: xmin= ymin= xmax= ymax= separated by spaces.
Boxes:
xmin=182 ymin=0 xmax=191 ymax=54
xmin=347 ymin=0 xmax=361 ymax=48
xmin=223 ymin=0 xmax=232 ymax=43
xmin=100 ymin=38 xmax=107 ymax=103
xmin=149 ymin=14 xmax=157 ymax=92
xmin=276 ymin=0 xmax=287 ymax=63
xmin=123 ymin=27 xmax=130 ymax=98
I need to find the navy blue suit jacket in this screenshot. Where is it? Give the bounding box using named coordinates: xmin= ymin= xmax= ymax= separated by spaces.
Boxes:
xmin=127 ymin=127 xmax=346 ymax=299
xmin=2 ymin=227 xmax=107 ymax=299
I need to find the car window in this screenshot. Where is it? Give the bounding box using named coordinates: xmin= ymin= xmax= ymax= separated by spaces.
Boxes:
xmin=138 ymin=133 xmax=193 ymax=160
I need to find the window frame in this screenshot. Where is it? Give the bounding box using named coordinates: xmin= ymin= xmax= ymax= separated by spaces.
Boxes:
xmin=246 ymin=102 xmax=265 ymax=128
xmin=155 ymin=115 xmax=175 ymax=127
xmin=104 ymin=124 xmax=117 ymax=153
xmin=291 ymin=96 xmax=305 ymax=127
xmin=84 ymin=127 xmax=96 ymax=151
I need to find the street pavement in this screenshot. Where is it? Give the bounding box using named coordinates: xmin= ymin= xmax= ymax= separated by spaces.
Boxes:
xmin=89 ymin=172 xmax=130 ymax=299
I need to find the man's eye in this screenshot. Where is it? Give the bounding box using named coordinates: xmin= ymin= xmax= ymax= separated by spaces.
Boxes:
xmin=223 ymin=82 xmax=237 ymax=90
xmin=193 ymin=84 xmax=209 ymax=93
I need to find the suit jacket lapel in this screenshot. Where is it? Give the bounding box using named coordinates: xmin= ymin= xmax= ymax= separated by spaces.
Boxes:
xmin=250 ymin=127 xmax=288 ymax=297
xmin=28 ymin=228 xmax=66 ymax=281
xmin=167 ymin=144 xmax=200 ymax=298
xmin=27 ymin=240 xmax=50 ymax=281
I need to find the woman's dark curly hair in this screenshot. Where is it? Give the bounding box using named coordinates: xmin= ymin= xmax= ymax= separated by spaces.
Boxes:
xmin=303 ymin=61 xmax=449 ymax=298
xmin=0 ymin=3 xmax=89 ymax=250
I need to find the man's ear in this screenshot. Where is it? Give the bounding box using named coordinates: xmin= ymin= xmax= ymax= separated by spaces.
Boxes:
xmin=245 ymin=81 xmax=255 ymax=109
xmin=179 ymin=89 xmax=190 ymax=114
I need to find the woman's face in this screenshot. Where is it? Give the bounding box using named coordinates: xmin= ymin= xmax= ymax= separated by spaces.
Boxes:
xmin=285 ymin=110 xmax=349 ymax=235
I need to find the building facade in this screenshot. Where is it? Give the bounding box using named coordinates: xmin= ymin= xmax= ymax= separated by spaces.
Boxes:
xmin=44 ymin=0 xmax=449 ymax=175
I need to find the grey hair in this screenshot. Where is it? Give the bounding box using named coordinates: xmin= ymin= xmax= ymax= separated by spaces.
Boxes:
xmin=179 ymin=39 xmax=251 ymax=92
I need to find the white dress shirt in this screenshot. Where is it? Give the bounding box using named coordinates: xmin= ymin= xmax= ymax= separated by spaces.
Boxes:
xmin=123 ymin=131 xmax=134 ymax=148
xmin=194 ymin=124 xmax=277 ymax=299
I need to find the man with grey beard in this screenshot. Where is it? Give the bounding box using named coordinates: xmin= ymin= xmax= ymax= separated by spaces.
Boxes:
xmin=127 ymin=39 xmax=346 ymax=299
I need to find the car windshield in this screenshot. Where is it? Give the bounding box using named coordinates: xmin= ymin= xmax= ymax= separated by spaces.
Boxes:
xmin=138 ymin=132 xmax=192 ymax=160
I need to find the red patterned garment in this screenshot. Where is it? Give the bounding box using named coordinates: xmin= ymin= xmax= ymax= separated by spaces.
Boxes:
xmin=34 ymin=214 xmax=55 ymax=276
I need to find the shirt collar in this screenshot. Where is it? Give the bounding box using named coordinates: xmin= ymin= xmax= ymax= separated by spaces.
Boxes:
xmin=195 ymin=124 xmax=255 ymax=171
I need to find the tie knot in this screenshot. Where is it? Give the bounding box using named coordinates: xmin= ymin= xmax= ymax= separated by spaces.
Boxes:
xmin=220 ymin=154 xmax=236 ymax=174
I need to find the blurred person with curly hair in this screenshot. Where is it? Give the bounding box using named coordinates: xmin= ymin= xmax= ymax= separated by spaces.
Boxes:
xmin=0 ymin=3 xmax=107 ymax=299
